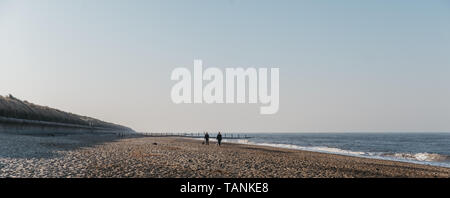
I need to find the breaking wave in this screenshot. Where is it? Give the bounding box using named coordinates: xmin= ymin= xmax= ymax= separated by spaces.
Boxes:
xmin=380 ymin=152 xmax=450 ymax=162
xmin=222 ymin=139 xmax=450 ymax=167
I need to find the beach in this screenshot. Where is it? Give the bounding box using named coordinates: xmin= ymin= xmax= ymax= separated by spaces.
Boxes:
xmin=1 ymin=132 xmax=449 ymax=178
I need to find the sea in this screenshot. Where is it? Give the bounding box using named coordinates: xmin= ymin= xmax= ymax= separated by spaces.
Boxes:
xmin=221 ymin=133 xmax=450 ymax=168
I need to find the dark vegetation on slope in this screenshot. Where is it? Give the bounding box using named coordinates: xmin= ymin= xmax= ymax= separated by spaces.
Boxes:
xmin=0 ymin=94 xmax=132 ymax=131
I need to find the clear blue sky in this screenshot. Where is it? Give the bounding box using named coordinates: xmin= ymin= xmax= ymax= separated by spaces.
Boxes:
xmin=1 ymin=0 xmax=449 ymax=132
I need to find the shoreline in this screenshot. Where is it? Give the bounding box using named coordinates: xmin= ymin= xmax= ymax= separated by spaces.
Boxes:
xmin=215 ymin=138 xmax=450 ymax=169
xmin=1 ymin=133 xmax=449 ymax=178
xmin=192 ymin=137 xmax=450 ymax=170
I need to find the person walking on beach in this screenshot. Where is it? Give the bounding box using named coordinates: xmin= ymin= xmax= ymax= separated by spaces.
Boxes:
xmin=217 ymin=132 xmax=223 ymax=146
xmin=204 ymin=132 xmax=210 ymax=145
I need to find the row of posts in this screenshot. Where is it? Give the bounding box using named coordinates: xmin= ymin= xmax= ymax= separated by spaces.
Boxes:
xmin=137 ymin=132 xmax=249 ymax=139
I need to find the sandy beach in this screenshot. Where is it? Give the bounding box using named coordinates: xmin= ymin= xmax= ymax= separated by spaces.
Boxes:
xmin=1 ymin=132 xmax=449 ymax=178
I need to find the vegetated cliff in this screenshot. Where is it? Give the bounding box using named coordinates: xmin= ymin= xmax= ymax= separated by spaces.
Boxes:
xmin=0 ymin=94 xmax=133 ymax=132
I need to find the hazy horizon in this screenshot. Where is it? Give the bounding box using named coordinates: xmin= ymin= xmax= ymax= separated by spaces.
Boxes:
xmin=1 ymin=0 xmax=449 ymax=132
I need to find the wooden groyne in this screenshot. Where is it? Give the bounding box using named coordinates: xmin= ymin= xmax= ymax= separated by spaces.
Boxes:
xmin=137 ymin=132 xmax=252 ymax=139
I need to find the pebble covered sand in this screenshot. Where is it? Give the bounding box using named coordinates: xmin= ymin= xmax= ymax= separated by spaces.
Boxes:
xmin=1 ymin=132 xmax=450 ymax=178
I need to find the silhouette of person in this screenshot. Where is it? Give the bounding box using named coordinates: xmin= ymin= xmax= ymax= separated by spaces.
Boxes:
xmin=204 ymin=132 xmax=210 ymax=145
xmin=217 ymin=132 xmax=223 ymax=146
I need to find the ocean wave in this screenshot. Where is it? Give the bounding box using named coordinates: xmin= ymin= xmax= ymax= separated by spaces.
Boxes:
xmin=222 ymin=139 xmax=450 ymax=164
xmin=223 ymin=139 xmax=367 ymax=156
xmin=380 ymin=152 xmax=450 ymax=162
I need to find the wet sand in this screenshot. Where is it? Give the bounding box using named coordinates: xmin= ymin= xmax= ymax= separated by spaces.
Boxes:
xmin=1 ymin=133 xmax=449 ymax=178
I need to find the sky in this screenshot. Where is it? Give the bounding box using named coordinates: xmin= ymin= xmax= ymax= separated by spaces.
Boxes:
xmin=1 ymin=0 xmax=449 ymax=132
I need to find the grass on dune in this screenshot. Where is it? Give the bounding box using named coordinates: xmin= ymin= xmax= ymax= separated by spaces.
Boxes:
xmin=0 ymin=94 xmax=131 ymax=131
